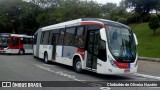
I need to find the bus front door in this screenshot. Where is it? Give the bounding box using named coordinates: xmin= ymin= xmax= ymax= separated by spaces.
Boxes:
xmin=86 ymin=30 xmax=99 ymax=70
xmin=52 ymin=33 xmax=58 ymax=60
xmin=11 ymin=37 xmax=19 ymax=49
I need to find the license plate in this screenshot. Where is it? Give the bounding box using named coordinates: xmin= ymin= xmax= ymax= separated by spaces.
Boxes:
xmin=124 ymin=69 xmax=130 ymax=73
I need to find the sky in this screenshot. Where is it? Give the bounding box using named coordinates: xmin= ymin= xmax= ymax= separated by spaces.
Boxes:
xmin=94 ymin=0 xmax=122 ymax=5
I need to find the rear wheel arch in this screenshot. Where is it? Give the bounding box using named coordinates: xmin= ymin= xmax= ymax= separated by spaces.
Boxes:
xmin=44 ymin=51 xmax=49 ymax=64
xmin=73 ymin=55 xmax=83 ymax=73
xmin=19 ymin=48 xmax=25 ymax=55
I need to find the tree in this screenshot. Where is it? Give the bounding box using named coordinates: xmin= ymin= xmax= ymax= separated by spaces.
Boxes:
xmin=53 ymin=0 xmax=101 ymax=22
xmin=125 ymin=0 xmax=159 ymax=21
xmin=155 ymin=0 xmax=160 ymax=14
xmin=148 ymin=15 xmax=160 ymax=35
xmin=30 ymin=0 xmax=61 ymax=8
xmin=101 ymin=3 xmax=117 ymax=19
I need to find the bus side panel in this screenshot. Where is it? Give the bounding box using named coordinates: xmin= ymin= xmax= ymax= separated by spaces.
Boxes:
xmin=63 ymin=46 xmax=77 ymax=59
xmin=36 ymin=30 xmax=42 ymax=57
xmin=39 ymin=45 xmax=44 ymax=59
xmin=47 ymin=45 xmax=53 ymax=60
xmin=5 ymin=49 xmax=19 ymax=54
xmin=33 ymin=45 xmax=36 ymax=56
xmin=56 ymin=45 xmax=62 ymax=57
xmin=55 ymin=46 xmax=77 ymax=66
xmin=23 ymin=44 xmax=33 ymax=53
xmin=7 ymin=37 xmax=20 ymax=54
xmin=39 ymin=45 xmax=52 ymax=60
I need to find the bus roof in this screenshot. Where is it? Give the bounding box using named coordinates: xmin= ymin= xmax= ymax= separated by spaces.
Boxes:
xmin=0 ymin=33 xmax=11 ymax=37
xmin=41 ymin=18 xmax=130 ymax=31
xmin=11 ymin=34 xmax=32 ymax=38
xmin=82 ymin=18 xmax=130 ymax=29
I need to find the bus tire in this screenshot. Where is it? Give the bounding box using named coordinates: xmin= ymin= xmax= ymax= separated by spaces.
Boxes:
xmin=44 ymin=52 xmax=49 ymax=64
xmin=33 ymin=55 xmax=36 ymax=58
xmin=73 ymin=58 xmax=83 ymax=73
xmin=19 ymin=49 xmax=24 ymax=55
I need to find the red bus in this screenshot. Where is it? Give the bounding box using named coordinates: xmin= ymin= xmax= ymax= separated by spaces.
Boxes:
xmin=0 ymin=33 xmax=33 ymax=54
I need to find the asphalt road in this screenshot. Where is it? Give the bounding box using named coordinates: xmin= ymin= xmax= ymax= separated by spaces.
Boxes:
xmin=0 ymin=55 xmax=160 ymax=90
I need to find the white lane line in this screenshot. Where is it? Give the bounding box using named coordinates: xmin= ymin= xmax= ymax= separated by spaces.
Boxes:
xmin=43 ymin=64 xmax=77 ymax=74
xmin=34 ymin=64 xmax=86 ymax=81
xmin=134 ymin=73 xmax=160 ymax=80
xmin=100 ymin=87 xmax=111 ymax=90
xmin=34 ymin=64 xmax=111 ymax=90
xmin=149 ymin=87 xmax=160 ymax=89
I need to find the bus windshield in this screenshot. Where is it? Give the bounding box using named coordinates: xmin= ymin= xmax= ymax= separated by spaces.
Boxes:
xmin=0 ymin=36 xmax=10 ymax=47
xmin=107 ymin=26 xmax=136 ymax=62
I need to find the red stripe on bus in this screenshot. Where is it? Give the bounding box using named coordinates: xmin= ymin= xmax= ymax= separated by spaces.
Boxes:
xmin=77 ymin=48 xmax=85 ymax=60
xmin=114 ymin=61 xmax=129 ymax=69
xmin=80 ymin=22 xmax=105 ymax=28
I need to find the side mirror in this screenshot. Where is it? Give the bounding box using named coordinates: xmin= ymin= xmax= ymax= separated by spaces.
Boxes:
xmin=133 ymin=33 xmax=138 ymax=45
xmin=100 ymin=28 xmax=107 ymax=41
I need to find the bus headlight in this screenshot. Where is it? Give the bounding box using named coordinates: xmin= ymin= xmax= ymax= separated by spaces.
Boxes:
xmin=108 ymin=55 xmax=118 ymax=68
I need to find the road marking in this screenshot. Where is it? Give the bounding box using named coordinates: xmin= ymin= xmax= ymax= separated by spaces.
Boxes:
xmin=88 ymin=83 xmax=102 ymax=87
xmin=149 ymin=87 xmax=160 ymax=89
xmin=43 ymin=64 xmax=75 ymax=73
xmin=134 ymin=73 xmax=160 ymax=80
xmin=100 ymin=87 xmax=111 ymax=90
xmin=34 ymin=64 xmax=111 ymax=90
xmin=34 ymin=64 xmax=86 ymax=81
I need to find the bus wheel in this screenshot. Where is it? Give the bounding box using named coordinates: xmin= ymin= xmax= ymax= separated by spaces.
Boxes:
xmin=19 ymin=49 xmax=24 ymax=55
xmin=74 ymin=58 xmax=83 ymax=73
xmin=44 ymin=53 xmax=49 ymax=64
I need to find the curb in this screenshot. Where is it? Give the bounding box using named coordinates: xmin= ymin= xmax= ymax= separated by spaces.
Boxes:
xmin=138 ymin=57 xmax=160 ymax=62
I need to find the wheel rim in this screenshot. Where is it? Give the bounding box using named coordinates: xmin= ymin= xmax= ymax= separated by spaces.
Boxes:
xmin=20 ymin=50 xmax=23 ymax=54
xmin=76 ymin=61 xmax=82 ymax=71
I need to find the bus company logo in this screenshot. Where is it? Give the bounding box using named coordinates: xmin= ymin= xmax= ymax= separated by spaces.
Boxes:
xmin=2 ymin=82 xmax=11 ymax=87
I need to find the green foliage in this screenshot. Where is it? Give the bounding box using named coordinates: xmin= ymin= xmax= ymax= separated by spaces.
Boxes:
xmin=118 ymin=17 xmax=127 ymax=24
xmin=2 ymin=0 xmax=159 ymax=35
xmin=130 ymin=23 xmax=160 ymax=58
xmin=125 ymin=0 xmax=159 ymax=21
xmin=157 ymin=14 xmax=160 ymax=20
xmin=148 ymin=15 xmax=160 ymax=35
xmin=127 ymin=13 xmax=141 ymax=24
xmin=101 ymin=2 xmax=128 ymax=22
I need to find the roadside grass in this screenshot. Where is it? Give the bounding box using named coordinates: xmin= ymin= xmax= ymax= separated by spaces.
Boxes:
xmin=130 ymin=23 xmax=160 ymax=58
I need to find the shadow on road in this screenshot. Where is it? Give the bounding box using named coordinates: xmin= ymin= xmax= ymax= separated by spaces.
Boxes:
xmin=0 ymin=53 xmax=33 ymax=56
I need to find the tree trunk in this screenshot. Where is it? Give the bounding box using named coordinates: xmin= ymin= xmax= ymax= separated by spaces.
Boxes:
xmin=153 ymin=29 xmax=156 ymax=35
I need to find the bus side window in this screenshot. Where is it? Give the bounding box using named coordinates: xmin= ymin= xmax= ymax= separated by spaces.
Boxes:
xmin=75 ymin=26 xmax=85 ymax=47
xmin=20 ymin=38 xmax=24 ymax=44
xmin=48 ymin=31 xmax=52 ymax=45
xmin=58 ymin=29 xmax=65 ymax=45
xmin=34 ymin=34 xmax=38 ymax=45
xmin=98 ymin=39 xmax=107 ymax=61
xmin=41 ymin=31 xmax=50 ymax=45
xmin=28 ymin=38 xmax=33 ymax=44
xmin=12 ymin=38 xmax=19 ymax=46
xmin=40 ymin=32 xmax=45 ymax=44
xmin=20 ymin=38 xmax=27 ymax=44
xmin=64 ymin=27 xmax=75 ymax=46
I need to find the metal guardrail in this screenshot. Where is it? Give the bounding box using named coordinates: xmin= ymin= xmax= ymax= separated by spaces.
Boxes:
xmin=138 ymin=57 xmax=160 ymax=62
